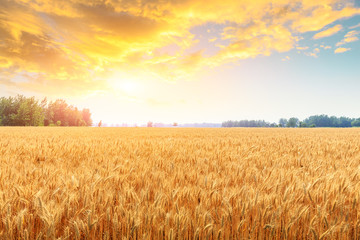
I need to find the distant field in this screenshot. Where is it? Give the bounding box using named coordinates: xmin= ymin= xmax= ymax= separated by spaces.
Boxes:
xmin=1 ymin=128 xmax=360 ymax=239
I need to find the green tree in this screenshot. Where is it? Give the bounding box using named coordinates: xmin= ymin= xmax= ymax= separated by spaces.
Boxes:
xmin=286 ymin=117 xmax=299 ymax=128
xmin=351 ymin=119 xmax=360 ymax=127
xmin=299 ymin=122 xmax=308 ymax=128
xmin=338 ymin=117 xmax=353 ymax=128
xmin=0 ymin=96 xmax=17 ymax=125
xmin=15 ymin=101 xmax=30 ymax=126
xmin=2 ymin=95 xmax=44 ymax=126
xmin=0 ymin=95 xmax=92 ymax=127
xmin=27 ymin=96 xmax=44 ymax=126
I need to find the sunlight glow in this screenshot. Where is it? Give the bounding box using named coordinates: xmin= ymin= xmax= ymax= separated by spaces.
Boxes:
xmin=109 ymin=72 xmax=140 ymax=95
xmin=119 ymin=81 xmax=137 ymax=93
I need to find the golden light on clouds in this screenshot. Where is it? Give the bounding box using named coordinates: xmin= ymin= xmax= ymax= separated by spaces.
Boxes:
xmin=313 ymin=24 xmax=343 ymax=39
xmin=0 ymin=0 xmax=360 ymax=96
xmin=334 ymin=47 xmax=351 ymax=53
xmin=336 ymin=30 xmax=360 ymax=46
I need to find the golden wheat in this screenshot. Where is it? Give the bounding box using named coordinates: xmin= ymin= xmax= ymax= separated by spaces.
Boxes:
xmin=1 ymin=127 xmax=360 ymax=239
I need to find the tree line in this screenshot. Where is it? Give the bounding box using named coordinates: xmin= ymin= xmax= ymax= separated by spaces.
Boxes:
xmin=222 ymin=120 xmax=277 ymax=128
xmin=222 ymin=115 xmax=360 ymax=128
xmin=0 ymin=95 xmax=92 ymax=126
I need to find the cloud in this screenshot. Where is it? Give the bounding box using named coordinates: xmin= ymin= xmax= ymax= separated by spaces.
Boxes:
xmin=292 ymin=6 xmax=360 ymax=33
xmin=304 ymin=47 xmax=321 ymax=58
xmin=216 ymin=23 xmax=296 ymax=62
xmin=334 ymin=47 xmax=351 ymax=53
xmin=336 ymin=30 xmax=360 ymax=46
xmin=320 ymin=45 xmax=332 ymax=49
xmin=209 ymin=37 xmax=217 ymax=42
xmin=313 ymin=25 xmax=343 ymax=39
xmin=349 ymin=23 xmax=360 ymax=29
xmin=282 ymin=56 xmax=290 ymax=61
xmin=296 ymin=46 xmax=309 ymax=50
xmin=336 ymin=36 xmax=359 ymax=45
xmin=0 ymin=0 xmax=360 ymax=95
xmin=345 ymin=30 xmax=360 ymax=38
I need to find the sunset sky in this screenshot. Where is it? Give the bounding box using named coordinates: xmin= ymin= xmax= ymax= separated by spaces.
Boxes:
xmin=1 ymin=0 xmax=360 ymax=125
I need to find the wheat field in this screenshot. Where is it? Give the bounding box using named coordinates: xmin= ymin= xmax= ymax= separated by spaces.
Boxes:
xmin=1 ymin=127 xmax=360 ymax=239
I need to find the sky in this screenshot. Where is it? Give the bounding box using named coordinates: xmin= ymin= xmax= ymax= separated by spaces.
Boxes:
xmin=0 ymin=0 xmax=360 ymax=125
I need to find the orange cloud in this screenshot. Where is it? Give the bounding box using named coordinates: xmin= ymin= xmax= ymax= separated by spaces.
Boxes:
xmin=313 ymin=25 xmax=343 ymax=39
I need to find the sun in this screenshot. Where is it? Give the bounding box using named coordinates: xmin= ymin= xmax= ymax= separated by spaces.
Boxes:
xmin=109 ymin=72 xmax=139 ymax=94
xmin=119 ymin=81 xmax=137 ymax=93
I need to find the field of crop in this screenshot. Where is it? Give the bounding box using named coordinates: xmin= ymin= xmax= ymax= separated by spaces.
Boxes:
xmin=1 ymin=127 xmax=360 ymax=239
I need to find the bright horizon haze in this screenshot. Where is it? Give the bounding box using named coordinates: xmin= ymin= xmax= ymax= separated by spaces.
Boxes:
xmin=1 ymin=0 xmax=360 ymax=125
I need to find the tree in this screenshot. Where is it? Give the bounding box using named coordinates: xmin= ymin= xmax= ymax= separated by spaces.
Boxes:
xmin=287 ymin=117 xmax=299 ymax=128
xmin=82 ymin=108 xmax=92 ymax=126
xmin=15 ymin=101 xmax=30 ymax=126
xmin=147 ymin=121 xmax=153 ymax=127
xmin=339 ymin=117 xmax=352 ymax=128
xmin=0 ymin=96 xmax=17 ymax=126
xmin=173 ymin=122 xmax=178 ymax=127
xmin=221 ymin=120 xmax=271 ymax=127
xmin=330 ymin=116 xmax=339 ymax=127
xmin=351 ymin=119 xmax=360 ymax=127
xmin=0 ymin=95 xmax=43 ymax=126
xmin=48 ymin=99 xmax=69 ymax=126
xmin=302 ymin=115 xmax=355 ymax=128
xmin=26 ymin=97 xmax=44 ymax=126
xmin=98 ymin=120 xmax=102 ymax=127
xmin=279 ymin=118 xmax=288 ymax=128
xmin=0 ymin=95 xmax=93 ymax=127
xmin=304 ymin=114 xmax=331 ymax=127
xmin=67 ymin=106 xmax=83 ymax=126
xmin=299 ymin=122 xmax=308 ymax=128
